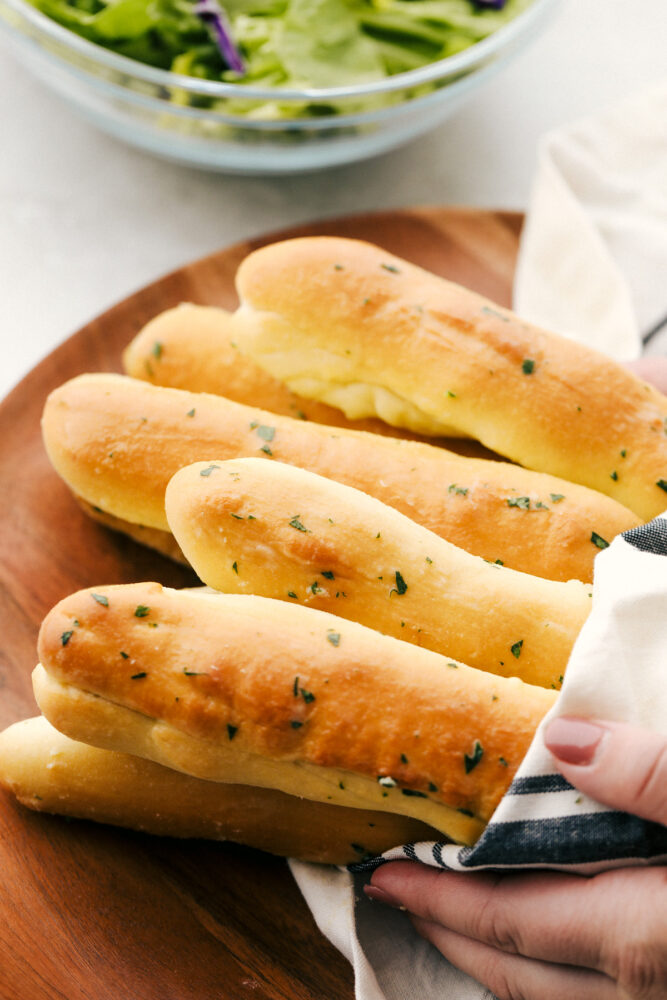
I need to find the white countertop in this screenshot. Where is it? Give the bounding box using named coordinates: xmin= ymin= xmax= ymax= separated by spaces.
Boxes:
xmin=1 ymin=0 xmax=665 ymax=401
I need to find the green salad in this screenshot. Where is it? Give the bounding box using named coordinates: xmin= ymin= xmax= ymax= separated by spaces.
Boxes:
xmin=28 ymin=0 xmax=534 ymax=115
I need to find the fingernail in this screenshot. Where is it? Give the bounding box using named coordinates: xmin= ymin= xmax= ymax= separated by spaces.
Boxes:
xmin=363 ymin=884 xmax=405 ymax=909
xmin=544 ymin=716 xmax=607 ymax=766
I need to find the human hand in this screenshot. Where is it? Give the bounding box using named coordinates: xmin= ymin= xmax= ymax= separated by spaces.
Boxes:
xmin=365 ymin=717 xmax=667 ymax=1000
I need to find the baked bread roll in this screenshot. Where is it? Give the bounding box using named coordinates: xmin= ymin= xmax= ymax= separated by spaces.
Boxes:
xmin=122 ymin=302 xmax=494 ymax=459
xmin=42 ymin=373 xmax=640 ymax=583
xmin=35 ymin=584 xmax=557 ymax=845
xmin=0 ymin=716 xmax=438 ymax=864
xmin=232 ymin=236 xmax=667 ymax=521
xmin=166 ymin=458 xmax=591 ymax=690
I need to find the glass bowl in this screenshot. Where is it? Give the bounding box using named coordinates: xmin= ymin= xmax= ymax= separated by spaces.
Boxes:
xmin=0 ymin=0 xmax=557 ymax=174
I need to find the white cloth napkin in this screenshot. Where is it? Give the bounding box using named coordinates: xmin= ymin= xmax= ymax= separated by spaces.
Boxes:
xmin=289 ymin=80 xmax=667 ymax=1000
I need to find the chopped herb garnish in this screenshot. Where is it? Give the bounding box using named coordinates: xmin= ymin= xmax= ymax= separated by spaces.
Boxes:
xmin=447 ymin=662 xmax=458 ymax=669
xmin=91 ymin=593 xmax=109 ymax=607
xmin=458 ymin=807 xmax=474 ymax=817
xmin=183 ymin=668 xmax=207 ymax=676
xmin=339 ymin=781 xmax=345 ymax=789
xmin=464 ymin=740 xmax=484 ymax=773
xmin=291 ymin=720 xmax=303 ymax=729
xmin=288 ymin=515 xmax=308 ymax=532
xmin=425 ymin=557 xmax=433 ymax=564
xmin=402 ymin=789 xmax=427 ymax=798
xmin=293 ymin=676 xmax=299 ymax=697
xmin=333 ymin=264 xmax=344 ymax=271
xmin=610 ymin=471 xmax=618 ymax=481
xmin=447 ymin=390 xmax=457 ymax=398
xmin=511 ymin=640 xmax=523 ymax=658
xmin=620 ymin=449 xmax=627 ymax=458
xmin=549 ymin=493 xmax=565 ymax=503
xmin=391 ymin=570 xmax=408 ymax=596
xmin=120 ymin=651 xmax=129 ymax=659
xmin=255 ymin=424 xmax=275 ymax=442
xmin=60 ymin=630 xmax=73 ymax=646
xmin=481 ymin=305 xmax=509 ymax=322
xmin=381 ymin=263 xmax=400 ymax=273
xmin=200 ymin=463 xmax=220 ymax=477
xmin=152 ymin=341 xmax=163 ymax=360
xmin=308 ymin=582 xmax=322 ymax=595
xmin=522 ymin=359 xmax=535 ymax=374
xmin=186 ymin=408 xmax=196 ymax=417
xmin=230 ymin=512 xmax=244 ymax=520
xmin=507 ymin=496 xmax=530 ymax=509
xmin=657 ymin=480 xmax=667 ymax=493
xmin=287 ymin=591 xmax=298 ymax=599
xmin=428 ymin=782 xmax=438 ymax=792
xmin=321 ymin=570 xmax=335 ymax=580
xmin=260 ymin=444 xmax=272 ymax=456
xmin=499 ymin=756 xmax=508 ymax=767
xmin=495 ymin=559 xmax=504 ymax=565
xmin=326 ymin=630 xmax=341 ymax=647
xmin=227 ymin=724 xmax=238 ymax=740
xmin=534 ymin=501 xmax=550 ymax=510
xmin=301 ymin=689 xmax=315 ymax=704
xmin=232 ymin=561 xmax=238 ymax=574
xmin=591 ymin=532 xmax=610 ymax=549
xmin=131 ymin=671 xmax=147 ymax=680
xmin=448 ymin=484 xmax=469 ymax=496
xmin=134 ymin=605 xmax=149 ymax=617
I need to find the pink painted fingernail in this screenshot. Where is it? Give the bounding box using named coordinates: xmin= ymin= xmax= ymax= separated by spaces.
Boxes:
xmin=544 ymin=717 xmax=607 ymax=766
xmin=364 ymin=884 xmax=405 ymax=909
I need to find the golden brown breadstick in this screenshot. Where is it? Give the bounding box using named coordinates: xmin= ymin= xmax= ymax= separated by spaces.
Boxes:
xmin=35 ymin=584 xmax=557 ymax=844
xmin=166 ymin=458 xmax=591 ymax=689
xmin=0 ymin=716 xmax=438 ymax=863
xmin=42 ymin=374 xmax=640 ymax=583
xmin=233 ymin=236 xmax=667 ymax=520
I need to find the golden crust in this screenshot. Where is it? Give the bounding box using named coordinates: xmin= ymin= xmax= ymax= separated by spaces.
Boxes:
xmin=42 ymin=374 xmax=640 ymax=583
xmin=122 ymin=302 xmax=496 ymax=457
xmin=233 ymin=236 xmax=667 ymax=521
xmin=166 ymin=458 xmax=591 ymax=689
xmin=36 ymin=584 xmax=556 ymax=834
xmin=0 ymin=717 xmax=438 ymax=864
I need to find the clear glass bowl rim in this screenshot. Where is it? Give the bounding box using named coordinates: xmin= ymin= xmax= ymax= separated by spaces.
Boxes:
xmin=1 ymin=0 xmax=557 ymax=101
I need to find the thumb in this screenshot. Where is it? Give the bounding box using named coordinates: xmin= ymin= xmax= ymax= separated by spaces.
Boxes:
xmin=544 ymin=717 xmax=667 ymax=826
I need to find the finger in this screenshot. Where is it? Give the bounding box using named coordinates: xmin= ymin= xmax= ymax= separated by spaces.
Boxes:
xmin=366 ymin=862 xmax=666 ymax=976
xmin=624 ymin=357 xmax=667 ymax=394
xmin=410 ymin=915 xmax=618 ymax=1000
xmin=544 ymin=717 xmax=667 ymax=825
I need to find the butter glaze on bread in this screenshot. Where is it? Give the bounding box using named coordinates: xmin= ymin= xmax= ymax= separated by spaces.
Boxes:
xmin=42 ymin=374 xmax=640 ymax=583
xmin=35 ymin=585 xmax=556 ymax=842
xmin=0 ymin=717 xmax=438 ymax=863
xmin=233 ymin=236 xmax=667 ymax=520
xmin=122 ymin=303 xmax=495 ymax=458
xmin=166 ymin=458 xmax=592 ymax=689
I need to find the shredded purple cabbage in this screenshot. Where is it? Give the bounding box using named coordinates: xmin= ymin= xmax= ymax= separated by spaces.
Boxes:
xmin=194 ymin=0 xmax=245 ymax=74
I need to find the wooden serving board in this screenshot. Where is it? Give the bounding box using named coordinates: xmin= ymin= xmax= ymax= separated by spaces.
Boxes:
xmin=0 ymin=206 xmax=522 ymax=1000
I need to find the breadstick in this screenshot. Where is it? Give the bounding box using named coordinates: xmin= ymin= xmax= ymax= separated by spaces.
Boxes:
xmin=0 ymin=716 xmax=438 ymax=863
xmin=166 ymin=458 xmax=592 ymax=690
xmin=42 ymin=374 xmax=640 ymax=583
xmin=233 ymin=236 xmax=667 ymax=520
xmin=35 ymin=584 xmax=557 ymax=844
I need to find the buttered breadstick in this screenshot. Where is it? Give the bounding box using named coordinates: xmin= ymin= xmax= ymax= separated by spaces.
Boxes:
xmin=42 ymin=374 xmax=640 ymax=583
xmin=0 ymin=717 xmax=438 ymax=864
xmin=35 ymin=585 xmax=556 ymax=844
xmin=233 ymin=236 xmax=667 ymax=521
xmin=166 ymin=459 xmax=591 ymax=690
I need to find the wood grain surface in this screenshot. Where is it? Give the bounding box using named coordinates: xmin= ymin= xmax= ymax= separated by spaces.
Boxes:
xmin=0 ymin=206 xmax=522 ymax=1000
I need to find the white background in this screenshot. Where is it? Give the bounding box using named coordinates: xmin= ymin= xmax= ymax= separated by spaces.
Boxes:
xmin=1 ymin=0 xmax=666 ymax=400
